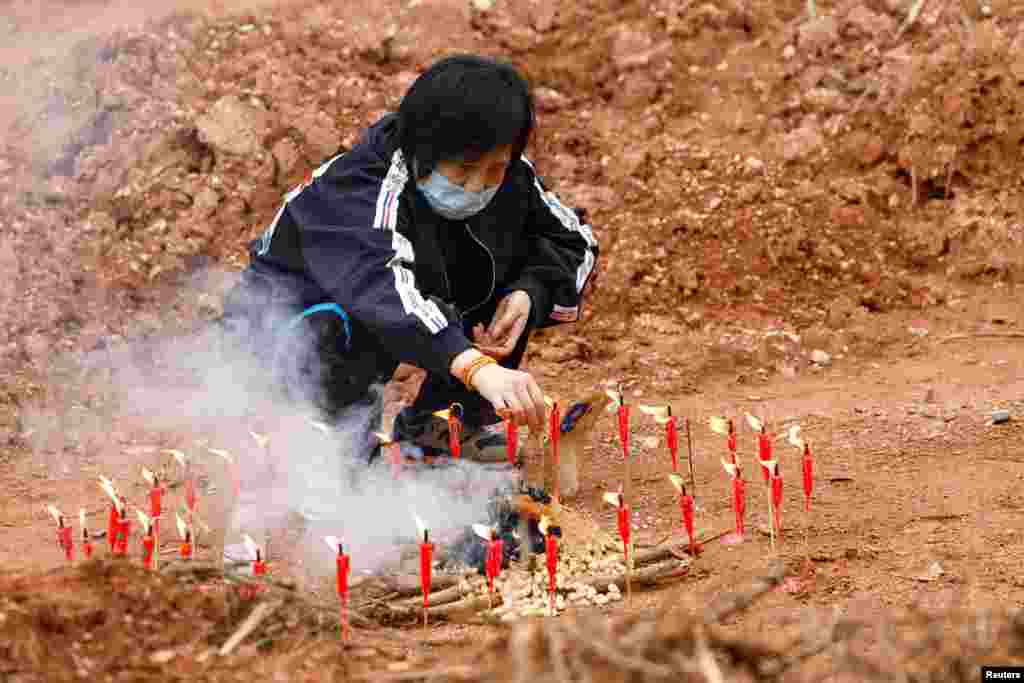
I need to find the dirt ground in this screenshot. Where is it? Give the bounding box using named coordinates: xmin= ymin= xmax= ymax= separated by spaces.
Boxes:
xmin=2 ymin=0 xmax=1024 ymax=679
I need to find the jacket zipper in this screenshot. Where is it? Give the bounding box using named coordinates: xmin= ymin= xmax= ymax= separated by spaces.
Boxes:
xmin=463 ymin=222 xmax=496 ymax=315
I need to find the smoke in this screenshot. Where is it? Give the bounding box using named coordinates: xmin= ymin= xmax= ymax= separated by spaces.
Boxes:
xmin=22 ymin=265 xmax=514 ymax=578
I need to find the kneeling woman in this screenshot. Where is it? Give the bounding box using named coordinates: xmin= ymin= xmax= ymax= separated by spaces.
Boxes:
xmin=224 ymin=54 xmax=599 ymax=464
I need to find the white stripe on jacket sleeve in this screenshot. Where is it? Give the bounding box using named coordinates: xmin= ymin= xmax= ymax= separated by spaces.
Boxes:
xmin=374 ymin=150 xmax=448 ymax=334
xmin=522 ymin=156 xmax=598 ymax=293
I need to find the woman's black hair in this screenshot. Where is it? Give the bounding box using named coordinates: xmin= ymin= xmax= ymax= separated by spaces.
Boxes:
xmin=397 ymin=54 xmax=535 ymax=178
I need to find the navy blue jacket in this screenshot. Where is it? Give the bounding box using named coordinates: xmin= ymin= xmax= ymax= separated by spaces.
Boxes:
xmin=232 ymin=114 xmax=599 ymax=382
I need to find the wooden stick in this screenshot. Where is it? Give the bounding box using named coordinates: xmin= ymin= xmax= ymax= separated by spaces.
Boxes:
xmin=219 ymin=600 xmax=281 ymax=656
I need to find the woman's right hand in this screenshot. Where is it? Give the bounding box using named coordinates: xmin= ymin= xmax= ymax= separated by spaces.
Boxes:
xmin=470 ymin=363 xmax=547 ymax=430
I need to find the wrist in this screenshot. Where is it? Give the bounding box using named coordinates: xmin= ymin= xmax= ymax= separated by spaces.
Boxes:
xmin=463 ymin=355 xmax=499 ymax=389
xmin=450 ymin=348 xmax=484 ymax=378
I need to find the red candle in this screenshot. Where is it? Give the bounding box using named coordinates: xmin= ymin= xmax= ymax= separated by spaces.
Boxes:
xmin=420 ymin=532 xmax=434 ymax=613
xmin=108 ymin=504 xmax=120 ymax=553
xmin=680 ymin=492 xmax=696 ymax=556
xmin=505 ymin=419 xmax=518 ymax=466
xmin=58 ymin=523 xmax=74 ymax=562
xmin=149 ymin=480 xmax=163 ymax=534
xmin=142 ymin=528 xmax=156 ymax=569
xmin=616 ymin=500 xmax=631 ymax=567
xmin=666 ymin=415 xmax=679 ymax=472
xmin=758 ymin=431 xmax=773 ymax=484
xmin=545 ymin=532 xmax=558 ymax=612
xmin=448 ymin=405 xmax=463 ymax=460
xmin=253 ymin=549 xmax=266 ymax=577
xmin=485 ymin=535 xmax=504 ymax=596
xmin=802 ymin=443 xmax=814 ymax=513
xmin=733 ymin=476 xmax=746 ymax=538
xmin=727 ymin=425 xmax=737 ymax=460
xmin=771 ymin=469 xmax=784 ymax=536
xmin=115 ymin=516 xmax=132 ymax=556
xmin=336 ymin=544 xmax=351 ymax=638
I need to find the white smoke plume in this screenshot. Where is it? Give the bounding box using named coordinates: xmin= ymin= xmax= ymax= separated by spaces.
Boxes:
xmin=22 ymin=266 xmax=513 ymax=578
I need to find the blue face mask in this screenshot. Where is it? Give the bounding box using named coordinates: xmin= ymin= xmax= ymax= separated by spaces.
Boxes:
xmin=416 ymin=170 xmax=500 ymax=220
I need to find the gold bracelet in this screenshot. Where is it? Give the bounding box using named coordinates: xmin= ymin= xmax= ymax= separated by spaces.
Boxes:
xmin=462 ymin=355 xmax=496 ymax=387
xmin=462 ymin=356 xmax=498 ymax=389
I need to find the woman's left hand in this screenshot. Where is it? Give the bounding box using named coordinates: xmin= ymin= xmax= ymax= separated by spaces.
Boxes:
xmin=473 ymin=290 xmax=531 ymax=359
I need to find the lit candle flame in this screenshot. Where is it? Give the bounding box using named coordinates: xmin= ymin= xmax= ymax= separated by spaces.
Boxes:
xmin=141 ymin=466 xmax=156 ymax=487
xmin=250 ymin=432 xmax=270 ymax=449
xmin=432 ymin=403 xmax=464 ymax=422
xmin=243 ymin=534 xmax=260 ymax=561
xmin=721 ymin=458 xmax=739 ymax=479
xmin=604 ymin=388 xmax=623 ymax=412
xmin=79 ymin=508 xmax=87 ymax=532
xmin=602 ymin=491 xmax=624 ymax=508
xmin=709 ymin=416 xmax=730 ymax=435
xmin=538 ymin=515 xmax=551 ymax=537
xmin=175 ymin=512 xmax=189 ymax=541
xmin=324 ymin=535 xmax=343 ymax=553
xmin=472 ymin=523 xmax=493 ymax=541
xmin=413 ymin=512 xmax=428 ymax=540
xmin=374 ymin=432 xmax=394 ymax=446
xmin=98 ymin=476 xmax=120 ymax=510
xmin=136 ymin=508 xmax=153 ymax=531
xmin=745 ymin=412 xmax=763 ymax=432
xmin=668 ymin=473 xmax=685 ymax=493
xmin=543 ymin=395 xmax=555 ymax=408
xmin=162 ymin=449 xmax=187 ymax=467
xmin=308 ymin=419 xmax=331 ymax=435
xmin=639 ymin=404 xmax=672 ymax=424
xmin=46 ymin=504 xmax=63 ymax=525
xmin=207 ymin=448 xmax=234 ymax=464
xmin=787 ymin=425 xmax=805 ymax=449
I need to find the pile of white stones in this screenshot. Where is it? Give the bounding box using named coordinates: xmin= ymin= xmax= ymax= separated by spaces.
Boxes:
xmin=481 ymin=553 xmax=629 ymax=619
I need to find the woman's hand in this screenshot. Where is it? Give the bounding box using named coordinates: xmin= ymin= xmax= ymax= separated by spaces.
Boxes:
xmin=470 ymin=362 xmax=547 ymax=430
xmin=473 ymin=290 xmax=531 ymax=359
xmin=450 ymin=348 xmax=545 ymax=429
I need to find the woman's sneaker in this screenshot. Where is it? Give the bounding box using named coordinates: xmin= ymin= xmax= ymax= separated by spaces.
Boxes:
xmin=392 ymin=407 xmax=521 ymax=464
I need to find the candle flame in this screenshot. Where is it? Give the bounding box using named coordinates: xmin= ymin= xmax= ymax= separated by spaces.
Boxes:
xmin=136 ymin=508 xmax=152 ymax=530
xmin=243 ymin=534 xmax=260 ymax=561
xmin=162 ymin=449 xmax=187 ymax=467
xmin=787 ymin=425 xmax=805 ymax=449
xmin=721 ymin=458 xmax=739 ymax=478
xmin=373 ymin=432 xmax=394 ymax=446
xmin=79 ymin=508 xmax=87 ymax=532
xmin=46 ymin=504 xmax=62 ymax=525
xmin=538 ymin=515 xmax=551 ymax=536
xmin=472 ymin=523 xmax=492 ymax=541
xmin=709 ymin=416 xmax=730 ymax=435
xmin=308 ymin=419 xmax=331 ymax=435
xmin=413 ymin=512 xmax=427 ymax=538
xmin=98 ymin=476 xmax=120 ymax=508
xmin=141 ymin=466 xmax=156 ymax=487
xmin=604 ymin=388 xmax=623 ymax=412
xmin=543 ymin=395 xmax=555 ymax=408
xmin=175 ymin=512 xmax=188 ymax=540
xmin=250 ymin=431 xmax=270 ymax=448
xmin=602 ymin=491 xmax=623 ymax=508
xmin=324 ymin=535 xmax=343 ymax=553
xmin=745 ymin=412 xmax=763 ymax=432
xmin=640 ymin=404 xmax=673 ymax=424
xmin=207 ymin=448 xmax=234 ymax=464
xmin=760 ymin=459 xmax=778 ymax=473
xmin=668 ymin=473 xmax=685 ymax=493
